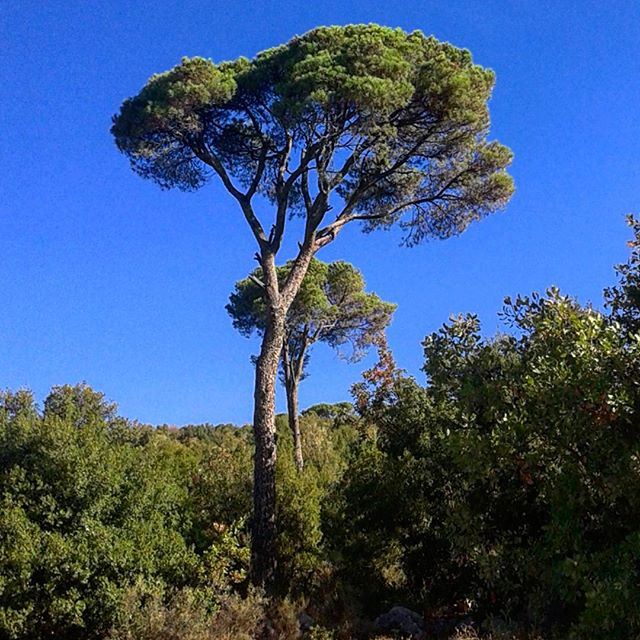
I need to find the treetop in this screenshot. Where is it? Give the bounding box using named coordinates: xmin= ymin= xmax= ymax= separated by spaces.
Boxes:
xmin=112 ymin=24 xmax=513 ymax=249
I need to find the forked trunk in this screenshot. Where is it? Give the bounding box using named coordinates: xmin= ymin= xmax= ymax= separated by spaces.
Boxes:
xmin=250 ymin=244 xmax=316 ymax=589
xmin=285 ymin=375 xmax=304 ymax=471
xmin=250 ymin=306 xmax=286 ymax=589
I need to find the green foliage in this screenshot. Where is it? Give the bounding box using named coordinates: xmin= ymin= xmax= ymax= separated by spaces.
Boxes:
xmin=605 ymin=214 xmax=640 ymax=334
xmin=333 ymin=284 xmax=640 ymax=637
xmin=183 ymin=425 xmax=253 ymax=554
xmin=274 ymin=412 xmax=356 ymax=590
xmin=0 ymin=385 xmax=357 ymax=639
xmin=0 ymin=386 xmax=209 ymax=639
xmin=227 ymin=257 xmax=396 ymax=367
xmin=112 ymin=24 xmax=513 ymax=244
xmin=8 ymin=221 xmax=640 ymax=639
xmin=111 ymin=58 xmax=236 ymax=190
xmin=302 ymin=402 xmax=355 ymax=422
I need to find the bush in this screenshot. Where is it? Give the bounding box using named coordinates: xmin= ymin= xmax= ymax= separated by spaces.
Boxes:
xmin=0 ymin=385 xmax=211 ymax=639
xmin=108 ymin=584 xmax=268 ymax=640
xmin=333 ymin=285 xmax=640 ymax=637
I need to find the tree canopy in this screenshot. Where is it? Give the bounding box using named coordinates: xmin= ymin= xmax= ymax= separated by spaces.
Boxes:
xmin=227 ymin=257 xmax=396 ymax=368
xmin=112 ymin=24 xmax=513 ymax=250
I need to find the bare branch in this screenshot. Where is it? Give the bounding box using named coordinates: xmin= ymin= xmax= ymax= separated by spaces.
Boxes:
xmin=300 ymin=169 xmax=313 ymax=213
xmin=249 ymin=274 xmax=266 ymax=289
xmin=193 ymin=141 xmax=268 ymax=246
xmin=314 ymin=163 xmax=474 ymax=248
xmin=271 ymin=142 xmax=317 ymax=253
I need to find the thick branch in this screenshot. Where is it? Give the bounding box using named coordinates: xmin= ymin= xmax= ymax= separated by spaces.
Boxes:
xmin=280 ymin=239 xmax=317 ymax=307
xmin=270 ymin=135 xmax=294 ymax=252
xmin=300 ymin=170 xmax=313 ymax=213
xmin=315 ymin=166 xmax=473 ymax=248
xmin=193 ymin=143 xmax=268 ymax=246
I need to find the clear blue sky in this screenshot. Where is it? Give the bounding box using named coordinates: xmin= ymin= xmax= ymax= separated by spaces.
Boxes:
xmin=1 ymin=1 xmax=638 ymax=425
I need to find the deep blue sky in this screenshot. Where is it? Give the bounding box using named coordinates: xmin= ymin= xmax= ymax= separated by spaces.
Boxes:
xmin=1 ymin=2 xmax=638 ymax=425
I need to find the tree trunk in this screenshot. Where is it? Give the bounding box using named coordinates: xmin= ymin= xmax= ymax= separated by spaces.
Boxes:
xmin=250 ymin=243 xmax=316 ymax=589
xmin=285 ymin=375 xmax=304 ymax=471
xmin=250 ymin=306 xmax=286 ymax=589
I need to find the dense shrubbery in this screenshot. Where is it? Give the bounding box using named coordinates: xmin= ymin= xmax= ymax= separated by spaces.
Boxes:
xmin=0 ymin=385 xmax=210 ymax=639
xmin=335 ymin=293 xmax=640 ymax=637
xmin=331 ymin=220 xmax=640 ymax=638
xmin=0 ymin=386 xmax=356 ymax=639
xmin=2 ymin=221 xmax=640 ymax=639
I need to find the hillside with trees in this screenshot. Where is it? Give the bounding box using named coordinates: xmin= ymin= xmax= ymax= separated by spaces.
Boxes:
xmin=2 ymin=19 xmax=639 ymax=640
xmin=2 ymin=219 xmax=640 ymax=639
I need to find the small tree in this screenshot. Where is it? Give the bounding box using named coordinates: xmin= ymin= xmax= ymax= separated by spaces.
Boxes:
xmin=111 ymin=24 xmax=514 ymax=586
xmin=227 ymin=258 xmax=396 ymax=470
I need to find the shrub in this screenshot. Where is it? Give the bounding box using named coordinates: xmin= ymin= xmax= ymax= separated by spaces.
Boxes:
xmin=0 ymin=386 xmax=202 ymax=639
xmin=108 ymin=584 xmax=268 ymax=640
xmin=333 ymin=286 xmax=640 ymax=637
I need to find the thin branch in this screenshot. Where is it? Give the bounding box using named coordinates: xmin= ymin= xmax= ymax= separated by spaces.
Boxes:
xmin=315 ymin=164 xmax=473 ymax=247
xmin=246 ymin=142 xmax=270 ymax=199
xmin=194 ymin=143 xmax=244 ymax=201
xmin=294 ymin=327 xmax=310 ymax=381
xmin=330 ymin=128 xmax=442 ymax=225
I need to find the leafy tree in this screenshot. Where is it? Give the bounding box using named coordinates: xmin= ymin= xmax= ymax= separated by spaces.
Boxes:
xmin=334 ymin=285 xmax=640 ymax=636
xmin=302 ymin=401 xmax=355 ymax=421
xmin=43 ymin=383 xmax=122 ymax=428
xmin=227 ymin=257 xmax=395 ymax=470
xmin=111 ymin=24 xmax=514 ymax=585
xmin=605 ymin=214 xmax=640 ymax=333
xmin=0 ymin=386 xmax=202 ymax=640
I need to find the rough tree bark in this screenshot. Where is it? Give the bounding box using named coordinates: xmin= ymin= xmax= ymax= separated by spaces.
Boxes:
xmin=250 ymin=249 xmax=284 ymax=587
xmin=250 ymin=315 xmax=285 ymax=587
xmin=250 ymin=244 xmax=316 ymax=587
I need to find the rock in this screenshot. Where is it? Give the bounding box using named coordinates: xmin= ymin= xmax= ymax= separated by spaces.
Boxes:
xmin=298 ymin=611 xmax=315 ymax=631
xmin=374 ymin=605 xmax=425 ymax=638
